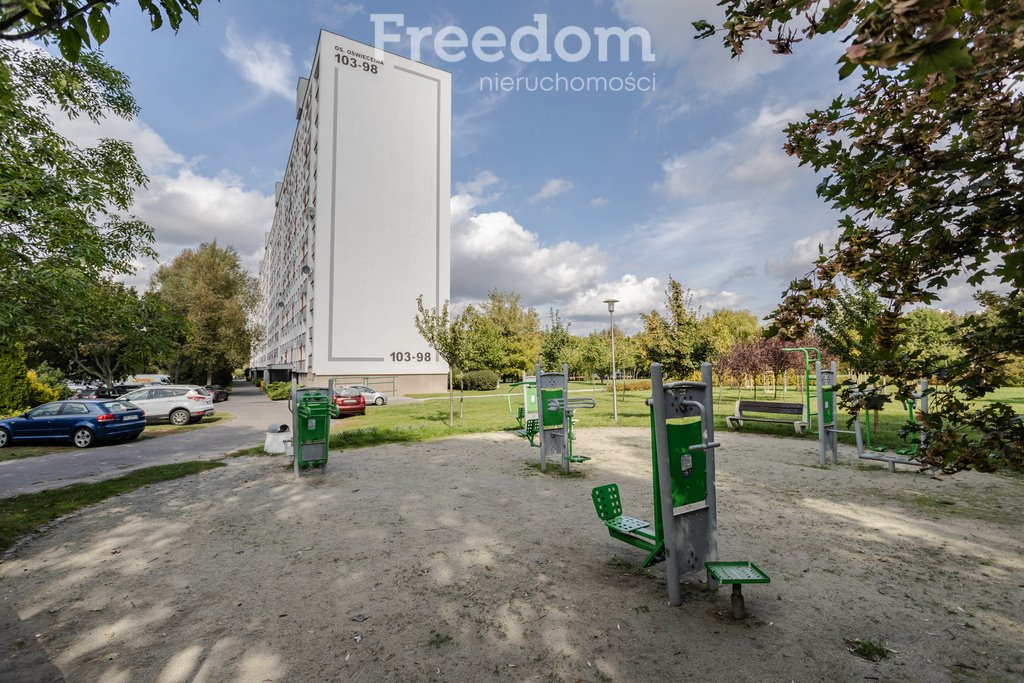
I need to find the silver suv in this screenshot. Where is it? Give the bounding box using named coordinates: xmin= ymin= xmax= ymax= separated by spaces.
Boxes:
xmin=120 ymin=385 xmax=215 ymax=426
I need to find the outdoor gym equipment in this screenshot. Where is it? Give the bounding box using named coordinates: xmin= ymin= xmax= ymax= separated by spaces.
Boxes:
xmin=508 ymin=374 xmax=540 ymax=445
xmin=814 ymin=360 xmax=844 ymax=466
xmin=285 ymin=378 xmax=331 ymax=478
xmin=813 ymin=365 xmax=929 ymax=472
xmin=590 ymin=362 xmax=770 ymax=614
xmin=534 ymin=363 xmax=596 ymax=473
xmin=784 ymin=346 xmax=822 ymax=433
xmin=856 ymin=380 xmax=929 ymax=472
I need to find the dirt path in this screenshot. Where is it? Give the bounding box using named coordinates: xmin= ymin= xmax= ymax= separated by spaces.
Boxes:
xmin=2 ymin=429 xmax=1022 ymax=682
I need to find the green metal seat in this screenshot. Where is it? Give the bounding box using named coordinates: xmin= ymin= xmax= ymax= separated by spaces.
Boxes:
xmin=515 ymin=406 xmax=525 ymax=428
xmin=591 ymin=484 xmax=663 ymax=567
xmin=515 ymin=418 xmax=540 ymax=447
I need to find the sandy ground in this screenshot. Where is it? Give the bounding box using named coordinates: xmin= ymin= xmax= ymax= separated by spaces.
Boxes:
xmin=1 ymin=428 xmax=1023 ymax=682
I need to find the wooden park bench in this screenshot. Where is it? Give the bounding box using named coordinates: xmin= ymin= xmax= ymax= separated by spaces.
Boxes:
xmin=726 ymin=400 xmax=807 ymax=434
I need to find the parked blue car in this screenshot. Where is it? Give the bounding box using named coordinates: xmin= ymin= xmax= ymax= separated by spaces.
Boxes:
xmin=0 ymin=399 xmax=146 ymax=449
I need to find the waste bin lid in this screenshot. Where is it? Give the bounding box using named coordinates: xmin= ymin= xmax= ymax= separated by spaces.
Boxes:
xmin=267 ymin=423 xmax=289 ymax=433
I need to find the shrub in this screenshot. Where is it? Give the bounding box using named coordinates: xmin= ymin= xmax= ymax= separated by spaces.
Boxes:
xmin=457 ymin=369 xmax=500 ymax=392
xmin=266 ymin=382 xmax=292 ymax=400
xmin=611 ymin=379 xmax=652 ymax=392
xmin=27 ymin=370 xmax=58 ymax=405
xmin=0 ymin=348 xmax=33 ymax=415
xmin=33 ymin=362 xmax=71 ymax=400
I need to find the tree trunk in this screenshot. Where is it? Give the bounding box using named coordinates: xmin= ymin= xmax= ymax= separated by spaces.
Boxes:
xmin=448 ymin=368 xmax=454 ymax=427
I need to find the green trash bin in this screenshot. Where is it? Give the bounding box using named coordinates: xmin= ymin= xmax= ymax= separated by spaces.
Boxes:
xmin=295 ymin=393 xmax=330 ymax=470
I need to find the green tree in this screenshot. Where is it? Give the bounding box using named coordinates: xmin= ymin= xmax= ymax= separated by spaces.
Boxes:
xmin=571 ymin=331 xmax=610 ymax=382
xmin=639 ymin=277 xmax=716 ymax=380
xmin=539 ymin=309 xmax=576 ymax=372
xmin=42 ymin=278 xmax=183 ymax=388
xmin=414 ymin=296 xmax=468 ymax=426
xmin=476 ymin=291 xmax=541 ymax=379
xmin=0 ymin=45 xmax=154 ymax=345
xmin=1 ymin=1 xmax=208 ymax=348
xmin=150 ymin=242 xmax=259 ymax=386
xmin=814 ymin=282 xmax=886 ymax=376
xmin=698 ymin=1 xmax=1024 ymax=471
xmin=899 ymin=307 xmax=962 ymax=372
xmin=0 ymin=0 xmax=205 ymax=61
xmin=461 ymin=305 xmax=504 ymax=373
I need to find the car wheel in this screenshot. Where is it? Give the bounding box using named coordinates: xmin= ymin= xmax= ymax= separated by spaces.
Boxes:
xmin=0 ymin=428 xmax=9 ymax=448
xmin=374 ymin=397 xmax=385 ymax=406
xmin=170 ymin=409 xmax=191 ymax=426
xmin=73 ymin=428 xmax=94 ymax=448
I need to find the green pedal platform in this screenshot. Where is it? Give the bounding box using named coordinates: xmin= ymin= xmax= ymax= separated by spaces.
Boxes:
xmin=704 ymin=561 xmax=770 ymax=584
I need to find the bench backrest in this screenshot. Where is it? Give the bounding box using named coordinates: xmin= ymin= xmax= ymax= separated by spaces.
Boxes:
xmin=738 ymin=400 xmax=804 ymax=415
xmin=591 ymin=484 xmax=623 ymax=521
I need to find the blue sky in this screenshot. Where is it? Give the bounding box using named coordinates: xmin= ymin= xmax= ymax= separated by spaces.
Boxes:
xmin=54 ymin=0 xmax=982 ymax=333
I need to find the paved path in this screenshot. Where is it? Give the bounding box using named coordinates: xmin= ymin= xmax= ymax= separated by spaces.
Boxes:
xmin=0 ymin=380 xmax=292 ymax=499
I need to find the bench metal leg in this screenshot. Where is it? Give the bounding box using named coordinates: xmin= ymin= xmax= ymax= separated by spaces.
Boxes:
xmin=730 ymin=584 xmax=746 ymax=619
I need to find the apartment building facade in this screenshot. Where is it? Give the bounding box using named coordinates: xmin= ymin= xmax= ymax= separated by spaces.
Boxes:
xmin=252 ymin=30 xmax=452 ymax=394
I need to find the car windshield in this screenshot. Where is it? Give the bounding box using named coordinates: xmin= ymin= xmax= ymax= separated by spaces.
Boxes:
xmin=335 ymin=388 xmax=359 ymax=397
xmin=122 ymin=390 xmax=146 ymax=401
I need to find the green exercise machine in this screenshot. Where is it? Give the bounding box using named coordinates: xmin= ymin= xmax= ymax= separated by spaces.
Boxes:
xmin=286 ymin=378 xmax=331 ymax=477
xmin=534 ymin=363 xmax=595 ymax=473
xmin=591 ymin=362 xmax=770 ymax=616
xmin=784 ymin=346 xmax=822 ymax=433
xmin=856 ymin=379 xmax=929 ymax=472
xmin=507 ymin=374 xmax=540 ymax=446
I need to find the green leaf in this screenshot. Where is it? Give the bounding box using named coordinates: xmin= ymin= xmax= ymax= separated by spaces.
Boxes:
xmin=57 ymin=27 xmax=82 ymax=62
xmin=69 ymin=13 xmax=91 ymax=47
xmin=88 ymin=8 xmax=110 ymax=45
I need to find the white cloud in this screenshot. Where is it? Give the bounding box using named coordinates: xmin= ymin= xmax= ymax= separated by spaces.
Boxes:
xmin=452 ymin=192 xmax=605 ymax=302
xmin=589 ymin=197 xmax=610 ymax=208
xmin=612 ymin=0 xmax=784 ymax=95
xmin=51 ymin=109 xmax=184 ymax=173
xmin=763 ymin=229 xmax=836 ymax=281
xmin=658 ymin=104 xmax=809 ymax=200
xmin=311 ymin=1 xmax=364 ymax=27
xmin=456 ymin=170 xmax=501 ymax=197
xmin=530 ymin=178 xmax=575 ymax=203
xmin=50 ymin=108 xmax=276 ymax=289
xmin=222 ymin=23 xmax=296 ymax=100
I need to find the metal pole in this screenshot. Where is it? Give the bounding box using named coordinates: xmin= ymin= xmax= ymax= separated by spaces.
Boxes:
xmin=815 ymin=361 xmax=827 ymax=466
xmin=701 ymin=362 xmax=719 ymax=591
xmin=650 ymin=363 xmax=681 ymax=605
xmin=610 ymin=309 xmax=618 ymax=421
xmin=831 ymin=361 xmax=839 ymax=464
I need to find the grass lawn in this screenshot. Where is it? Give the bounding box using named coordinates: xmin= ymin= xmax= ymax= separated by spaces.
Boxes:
xmin=0 ymin=461 xmax=225 ymax=551
xmin=406 ymin=380 xmax=610 ymax=399
xmin=0 ymin=412 xmax=235 ymax=464
xmin=330 ymin=384 xmax=1024 ymax=453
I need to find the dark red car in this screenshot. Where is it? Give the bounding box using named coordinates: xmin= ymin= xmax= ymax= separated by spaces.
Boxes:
xmin=331 ymin=387 xmax=366 ymax=417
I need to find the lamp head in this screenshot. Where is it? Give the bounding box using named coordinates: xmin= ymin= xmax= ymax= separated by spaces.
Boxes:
xmin=603 ymin=298 xmax=619 ymax=314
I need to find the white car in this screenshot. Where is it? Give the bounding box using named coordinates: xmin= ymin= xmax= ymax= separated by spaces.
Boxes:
xmin=345 ymin=385 xmax=387 ymax=406
xmin=120 ymin=385 xmax=215 ymax=425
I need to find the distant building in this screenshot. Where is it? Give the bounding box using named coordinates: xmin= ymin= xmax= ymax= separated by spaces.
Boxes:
xmin=252 ymin=30 xmax=451 ymax=394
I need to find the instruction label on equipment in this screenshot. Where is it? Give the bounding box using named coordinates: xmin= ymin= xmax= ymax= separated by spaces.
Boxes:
xmin=682 ymin=453 xmax=693 ymax=478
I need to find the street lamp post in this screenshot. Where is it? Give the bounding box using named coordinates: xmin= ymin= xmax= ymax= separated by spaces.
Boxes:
xmin=603 ymin=299 xmax=620 ymax=421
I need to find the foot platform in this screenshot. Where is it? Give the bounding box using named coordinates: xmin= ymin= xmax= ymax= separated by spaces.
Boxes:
xmin=704 ymin=561 xmax=770 ymax=619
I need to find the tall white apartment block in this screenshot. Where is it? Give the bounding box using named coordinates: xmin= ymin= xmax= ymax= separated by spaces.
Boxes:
xmin=253 ymin=30 xmax=452 ymax=394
